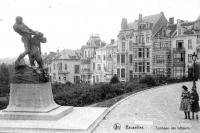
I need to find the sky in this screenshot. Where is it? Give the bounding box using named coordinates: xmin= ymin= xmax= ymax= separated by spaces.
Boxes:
xmin=0 ymin=0 xmax=200 ymax=58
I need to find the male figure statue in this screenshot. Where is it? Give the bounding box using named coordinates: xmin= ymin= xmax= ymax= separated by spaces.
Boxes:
xmin=13 ymin=16 xmax=38 ymax=66
xmin=29 ymin=32 xmax=47 ymax=69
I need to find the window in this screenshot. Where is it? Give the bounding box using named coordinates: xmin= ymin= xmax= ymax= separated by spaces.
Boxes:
xmin=129 ymin=54 xmax=133 ymax=63
xmin=146 ymin=34 xmax=150 ymax=43
xmin=117 ymin=54 xmax=120 ymax=64
xmin=117 ymin=68 xmax=120 ymax=77
xmin=156 ymin=55 xmax=165 ymax=64
xmin=138 ymin=48 xmax=143 ymax=58
xmin=121 ymin=68 xmax=125 ymax=78
xmin=188 ymin=39 xmax=192 ymax=49
xmin=176 ymin=41 xmax=183 ymax=49
xmin=121 ymin=54 xmax=125 ymax=64
xmin=65 ymin=64 xmax=67 ymax=70
xmin=138 ymin=62 xmax=143 ymax=72
xmin=141 ymin=35 xmax=145 ymax=43
xmin=146 ymin=62 xmax=150 ymax=72
xmin=53 ymin=73 xmax=56 ymax=80
xmin=98 ymin=55 xmax=101 ymax=60
xmin=129 ymin=70 xmax=133 ymax=81
xmin=180 ymin=53 xmax=184 ymax=61
xmin=129 ymin=40 xmax=133 ymax=51
xmin=122 ymin=42 xmax=126 ymax=51
xmin=74 ymin=65 xmax=80 ymax=74
xmin=188 ymin=54 xmax=192 ymax=63
xmin=146 ymin=48 xmax=149 ymax=58
xmin=58 ymin=63 xmax=62 ymax=71
xmin=97 ymin=64 xmax=101 ymax=71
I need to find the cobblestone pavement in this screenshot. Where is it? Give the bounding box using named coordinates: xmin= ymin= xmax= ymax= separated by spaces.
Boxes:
xmin=92 ymin=81 xmax=200 ymax=133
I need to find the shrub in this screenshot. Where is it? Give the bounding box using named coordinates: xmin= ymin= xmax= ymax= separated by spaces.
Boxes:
xmin=110 ymin=75 xmax=119 ymax=84
xmin=139 ymin=75 xmax=157 ymax=87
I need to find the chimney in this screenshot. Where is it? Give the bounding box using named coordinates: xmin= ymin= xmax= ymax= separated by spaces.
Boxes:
xmin=121 ymin=18 xmax=128 ymax=30
xmin=139 ymin=14 xmax=142 ymax=22
xmin=111 ymin=39 xmax=115 ymax=44
xmin=169 ymin=17 xmax=174 ymax=24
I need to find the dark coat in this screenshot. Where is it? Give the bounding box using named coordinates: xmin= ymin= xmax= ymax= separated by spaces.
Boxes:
xmin=190 ymin=91 xmax=200 ymax=112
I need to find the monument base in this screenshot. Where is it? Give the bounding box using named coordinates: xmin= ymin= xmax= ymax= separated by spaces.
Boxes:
xmin=0 ymin=106 xmax=73 ymax=120
xmin=0 ymin=107 xmax=108 ymax=133
xmin=0 ymin=82 xmax=108 ymax=132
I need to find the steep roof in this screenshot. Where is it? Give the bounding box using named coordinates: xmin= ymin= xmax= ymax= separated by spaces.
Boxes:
xmin=57 ymin=49 xmax=81 ymax=60
xmin=128 ymin=13 xmax=163 ymax=30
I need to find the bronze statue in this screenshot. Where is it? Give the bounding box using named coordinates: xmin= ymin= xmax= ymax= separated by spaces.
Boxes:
xmin=13 ymin=16 xmax=48 ymax=83
xmin=13 ymin=16 xmax=38 ymax=66
xmin=29 ymin=32 xmax=47 ymax=69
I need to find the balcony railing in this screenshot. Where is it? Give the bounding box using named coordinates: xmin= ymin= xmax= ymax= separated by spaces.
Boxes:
xmin=58 ymin=70 xmax=70 ymax=74
xmin=173 ymin=47 xmax=185 ymax=52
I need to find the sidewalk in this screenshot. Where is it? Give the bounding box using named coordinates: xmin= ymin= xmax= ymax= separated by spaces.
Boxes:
xmin=92 ymin=81 xmax=200 ymax=133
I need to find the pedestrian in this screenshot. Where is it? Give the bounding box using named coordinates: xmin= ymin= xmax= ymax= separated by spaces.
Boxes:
xmin=190 ymin=87 xmax=199 ymax=120
xmin=180 ymin=85 xmax=191 ymax=120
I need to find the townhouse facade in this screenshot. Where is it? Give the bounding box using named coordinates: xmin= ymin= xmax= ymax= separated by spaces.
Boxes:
xmin=171 ymin=19 xmax=200 ymax=78
xmin=92 ymin=39 xmax=117 ymax=84
xmin=80 ymin=34 xmax=106 ymax=83
xmin=116 ymin=12 xmax=168 ymax=82
xmin=46 ymin=49 xmax=81 ymax=84
xmin=152 ymin=18 xmax=176 ymax=78
xmin=152 ymin=16 xmax=200 ymax=79
xmin=44 ymin=13 xmax=200 ymax=84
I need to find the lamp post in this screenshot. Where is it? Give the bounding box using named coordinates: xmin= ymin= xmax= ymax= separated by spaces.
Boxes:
xmin=192 ymin=52 xmax=197 ymax=89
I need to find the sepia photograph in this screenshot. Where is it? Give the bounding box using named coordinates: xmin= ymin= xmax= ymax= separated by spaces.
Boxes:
xmin=0 ymin=0 xmax=199 ymax=132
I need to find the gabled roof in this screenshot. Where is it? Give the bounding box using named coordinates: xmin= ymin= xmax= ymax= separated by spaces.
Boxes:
xmin=57 ymin=49 xmax=81 ymax=60
xmin=128 ymin=13 xmax=163 ymax=30
xmin=143 ymin=13 xmax=163 ymax=25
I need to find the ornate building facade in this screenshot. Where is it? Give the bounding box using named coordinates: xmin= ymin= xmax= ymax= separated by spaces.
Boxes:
xmin=152 ymin=18 xmax=176 ymax=78
xmin=171 ymin=18 xmax=200 ymax=78
xmin=80 ymin=34 xmax=105 ymax=83
xmin=116 ymin=12 xmax=168 ymax=81
xmin=46 ymin=49 xmax=81 ymax=84
xmin=91 ymin=39 xmax=117 ymax=84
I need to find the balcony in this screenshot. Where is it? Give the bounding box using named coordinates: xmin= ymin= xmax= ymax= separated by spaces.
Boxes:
xmin=173 ymin=47 xmax=185 ymax=52
xmin=58 ymin=70 xmax=70 ymax=74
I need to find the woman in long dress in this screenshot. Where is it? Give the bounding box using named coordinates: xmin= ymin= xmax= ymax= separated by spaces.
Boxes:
xmin=180 ymin=85 xmax=191 ymax=119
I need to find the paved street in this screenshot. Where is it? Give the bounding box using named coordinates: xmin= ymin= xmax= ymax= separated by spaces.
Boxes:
xmin=93 ymin=81 xmax=200 ymax=133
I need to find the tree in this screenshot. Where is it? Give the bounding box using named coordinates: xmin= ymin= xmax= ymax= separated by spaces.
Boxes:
xmin=0 ymin=63 xmax=10 ymax=85
xmin=0 ymin=63 xmax=11 ymax=96
xmin=110 ymin=75 xmax=120 ymax=84
xmin=188 ymin=63 xmax=200 ymax=80
xmin=139 ymin=75 xmax=157 ymax=87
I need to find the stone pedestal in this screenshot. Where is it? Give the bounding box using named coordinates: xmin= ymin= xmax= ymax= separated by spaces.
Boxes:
xmin=0 ymin=82 xmax=108 ymax=132
xmin=0 ymin=82 xmax=73 ymax=120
